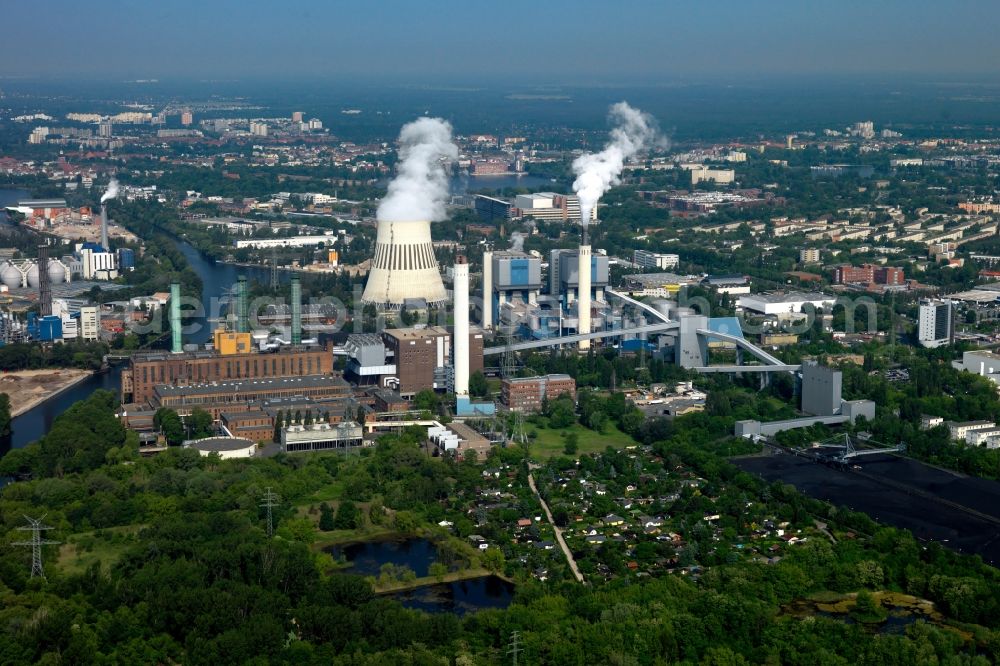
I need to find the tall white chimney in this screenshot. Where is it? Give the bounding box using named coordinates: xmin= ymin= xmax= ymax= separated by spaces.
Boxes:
xmin=454 ymin=255 xmax=470 ymax=396
xmin=578 ymin=236 xmax=591 ymax=350
xmin=100 ymin=204 xmax=109 ymax=250
xmin=482 ymin=250 xmax=493 ymax=329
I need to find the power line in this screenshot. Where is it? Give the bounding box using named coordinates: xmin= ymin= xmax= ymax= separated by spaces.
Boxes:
xmin=12 ymin=515 xmax=59 ymax=580
xmin=260 ymin=487 xmax=281 ymax=537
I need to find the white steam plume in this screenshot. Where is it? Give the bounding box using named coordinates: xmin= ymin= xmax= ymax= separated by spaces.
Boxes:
xmin=572 ymin=102 xmax=664 ymax=226
xmin=100 ymin=178 xmax=120 ymax=203
xmin=377 ymin=117 xmax=458 ymax=222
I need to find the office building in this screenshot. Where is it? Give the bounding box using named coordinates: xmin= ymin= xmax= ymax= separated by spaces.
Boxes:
xmin=474 ymin=194 xmax=512 ymax=222
xmin=633 ymin=250 xmax=679 ymax=270
xmin=501 ymin=374 xmax=576 ymax=413
xmin=513 ymin=192 xmax=596 ymax=223
xmin=181 ymin=111 xmax=193 ymax=126
xmin=918 ymin=299 xmax=954 ymax=348
xmin=800 ymin=248 xmax=821 ymax=263
xmin=79 ymin=306 xmax=100 ymax=341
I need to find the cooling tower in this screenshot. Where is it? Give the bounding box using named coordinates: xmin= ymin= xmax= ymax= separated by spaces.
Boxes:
xmin=361 ymin=220 xmax=447 ymax=308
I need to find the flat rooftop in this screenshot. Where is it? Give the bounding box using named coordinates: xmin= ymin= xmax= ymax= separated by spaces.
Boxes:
xmin=188 ymin=437 xmax=255 ymax=452
xmin=154 ymin=374 xmax=349 ymax=398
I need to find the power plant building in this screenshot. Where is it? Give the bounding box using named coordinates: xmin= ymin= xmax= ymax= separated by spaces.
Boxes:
xmin=486 ymin=251 xmax=543 ymax=327
xmin=549 ymin=249 xmax=609 ymax=307
xmin=124 ymin=344 xmax=335 ymax=406
xmin=381 ymin=326 xmax=484 ymax=398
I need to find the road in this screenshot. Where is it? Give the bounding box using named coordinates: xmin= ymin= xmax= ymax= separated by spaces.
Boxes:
xmin=527 ymin=472 xmax=584 ymax=584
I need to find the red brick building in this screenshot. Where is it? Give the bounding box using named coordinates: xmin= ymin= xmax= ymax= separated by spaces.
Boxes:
xmin=501 ymin=374 xmax=576 ymax=413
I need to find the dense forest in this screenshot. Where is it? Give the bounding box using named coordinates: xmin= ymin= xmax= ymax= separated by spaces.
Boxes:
xmin=1 ymin=390 xmax=1000 ymax=664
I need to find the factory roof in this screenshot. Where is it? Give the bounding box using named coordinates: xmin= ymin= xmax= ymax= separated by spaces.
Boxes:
xmin=741 ymin=291 xmax=835 ymax=304
xmin=131 ymin=343 xmax=322 ymax=363
xmin=383 ymin=326 xmax=450 ymax=340
xmin=625 ymin=272 xmax=700 ymax=287
xmin=154 ymin=374 xmax=349 ymax=398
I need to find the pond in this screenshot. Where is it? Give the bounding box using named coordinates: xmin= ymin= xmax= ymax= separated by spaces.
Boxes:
xmin=328 ymin=536 xmax=515 ymax=614
xmin=329 ymin=537 xmax=438 ymax=578
xmin=390 ymin=575 xmax=515 ymax=616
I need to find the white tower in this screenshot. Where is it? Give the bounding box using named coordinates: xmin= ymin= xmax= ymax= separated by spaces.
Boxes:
xmin=361 ymin=220 xmax=447 ymax=308
xmin=454 ymin=255 xmax=470 ymax=396
xmin=482 ymin=250 xmax=493 ymax=329
xmin=578 ymin=233 xmax=592 ymax=350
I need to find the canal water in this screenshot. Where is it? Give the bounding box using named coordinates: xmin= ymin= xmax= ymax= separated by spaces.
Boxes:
xmin=1 ymin=230 xmax=259 ymax=453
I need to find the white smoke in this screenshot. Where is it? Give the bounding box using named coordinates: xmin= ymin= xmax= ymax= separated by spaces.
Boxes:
xmin=100 ymin=178 xmax=120 ymax=203
xmin=377 ymin=117 xmax=458 ymax=222
xmin=572 ymin=102 xmax=664 ymax=226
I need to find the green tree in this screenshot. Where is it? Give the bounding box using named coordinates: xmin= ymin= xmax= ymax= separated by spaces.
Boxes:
xmin=469 ymin=371 xmax=489 ymax=398
xmin=186 ymin=408 xmax=214 ymax=439
xmin=564 ymin=432 xmax=580 ymax=456
xmin=154 ymin=407 xmax=185 ymax=445
xmin=319 ymin=503 xmax=336 ymax=531
xmin=0 ymin=392 xmax=11 ymax=437
xmin=273 ymin=410 xmax=284 ymax=443
xmin=334 ymin=500 xmax=360 ymax=529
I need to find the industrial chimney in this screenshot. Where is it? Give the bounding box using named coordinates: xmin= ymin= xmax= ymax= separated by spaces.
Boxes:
xmin=361 ymin=220 xmax=447 ymax=309
xmin=236 ymin=276 xmax=249 ymax=333
xmin=37 ymin=245 xmax=52 ymax=317
xmin=100 ymin=204 xmax=109 ymax=250
xmin=481 ymin=250 xmax=493 ymax=329
xmin=578 ymin=230 xmax=592 ymax=350
xmin=290 ymin=276 xmax=302 ymax=345
xmin=170 ymin=282 xmax=182 ymax=353
xmin=453 ymin=255 xmax=469 ymax=397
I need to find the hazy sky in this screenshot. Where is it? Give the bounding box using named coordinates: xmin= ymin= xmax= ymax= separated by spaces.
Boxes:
xmin=3 ymin=0 xmax=1000 ymax=82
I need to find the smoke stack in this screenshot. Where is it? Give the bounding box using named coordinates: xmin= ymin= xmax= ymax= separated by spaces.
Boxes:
xmin=37 ymin=245 xmax=51 ymax=317
xmin=236 ymin=276 xmax=249 ymax=333
xmin=482 ymin=250 xmax=493 ymax=329
xmin=454 ymin=255 xmax=469 ymax=397
xmin=578 ymin=239 xmax=591 ymax=351
xmin=100 ymin=204 xmax=109 ymax=250
xmin=290 ymin=277 xmax=302 ymax=345
xmin=170 ymin=282 xmax=182 ymax=353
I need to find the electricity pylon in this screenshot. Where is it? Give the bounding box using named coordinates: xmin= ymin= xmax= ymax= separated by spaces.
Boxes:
xmin=260 ymin=487 xmax=281 ymax=537
xmin=12 ymin=515 xmax=59 ymax=579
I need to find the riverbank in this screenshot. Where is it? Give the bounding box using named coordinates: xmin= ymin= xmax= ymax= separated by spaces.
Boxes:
xmin=374 ymin=567 xmax=511 ymax=594
xmin=1 ymin=369 xmax=95 ymax=417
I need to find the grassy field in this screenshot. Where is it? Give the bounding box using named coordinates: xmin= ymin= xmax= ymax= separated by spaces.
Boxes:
xmin=57 ymin=525 xmax=144 ymax=575
xmin=526 ymin=421 xmax=637 ymax=460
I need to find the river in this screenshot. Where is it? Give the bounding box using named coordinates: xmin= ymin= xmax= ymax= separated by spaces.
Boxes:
xmin=0 ymin=221 xmax=254 ymax=453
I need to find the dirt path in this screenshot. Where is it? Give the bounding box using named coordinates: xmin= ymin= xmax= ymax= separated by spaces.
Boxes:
xmin=528 ymin=472 xmax=584 ymax=584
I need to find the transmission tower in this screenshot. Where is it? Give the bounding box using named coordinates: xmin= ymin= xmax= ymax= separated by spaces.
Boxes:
xmin=260 ymin=487 xmax=281 ymax=537
xmin=12 ymin=515 xmax=59 ymax=579
xmin=507 ymin=630 xmax=523 ymax=666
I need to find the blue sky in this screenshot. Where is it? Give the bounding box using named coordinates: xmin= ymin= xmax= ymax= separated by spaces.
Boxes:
xmin=2 ymin=0 xmax=999 ymax=82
